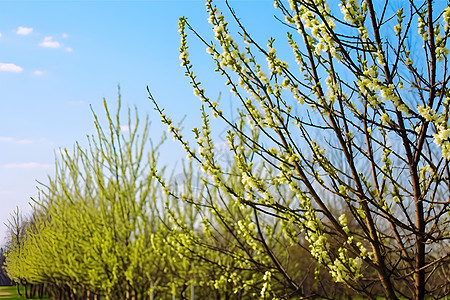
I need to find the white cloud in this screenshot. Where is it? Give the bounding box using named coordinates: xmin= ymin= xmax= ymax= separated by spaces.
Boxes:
xmin=16 ymin=139 xmax=33 ymax=145
xmin=3 ymin=162 xmax=51 ymax=169
xmin=0 ymin=136 xmax=33 ymax=144
xmin=0 ymin=63 xmax=23 ymax=73
xmin=68 ymin=100 xmax=85 ymax=106
xmin=33 ymin=70 xmax=44 ymax=76
xmin=0 ymin=33 xmax=2 ymax=38
xmin=62 ymin=33 xmax=69 ymax=38
xmin=65 ymin=47 xmax=73 ymax=52
xmin=39 ymin=36 xmax=61 ymax=48
xmin=16 ymin=26 xmax=33 ymax=35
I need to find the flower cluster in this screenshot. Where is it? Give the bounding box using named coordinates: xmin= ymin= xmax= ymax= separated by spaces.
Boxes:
xmin=325 ymin=74 xmax=339 ymax=105
xmin=358 ymin=64 xmax=382 ymax=108
xmin=417 ymin=11 xmax=428 ymax=41
xmin=433 ymin=126 xmax=450 ymax=159
xmin=358 ymin=60 xmax=410 ymax=115
xmin=260 ymin=271 xmax=277 ymax=299
xmin=285 ymin=2 xmax=342 ymax=60
xmin=417 ymin=103 xmax=450 ymax=159
xmin=338 ymin=0 xmax=368 ymax=40
xmin=179 ymin=17 xmax=189 ymax=67
xmin=444 ymin=6 xmax=450 ymax=31
xmin=419 ymin=164 xmax=437 ymax=190
xmin=433 ymin=24 xmax=449 ymax=62
xmin=394 ymin=9 xmax=404 ymax=36
xmin=329 ymin=247 xmax=363 ymax=283
xmin=267 ymin=38 xmax=290 ymax=76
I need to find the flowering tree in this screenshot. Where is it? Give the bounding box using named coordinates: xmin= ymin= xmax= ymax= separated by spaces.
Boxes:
xmin=151 ymin=0 xmax=450 ymax=299
xmin=5 ymin=99 xmax=189 ymax=299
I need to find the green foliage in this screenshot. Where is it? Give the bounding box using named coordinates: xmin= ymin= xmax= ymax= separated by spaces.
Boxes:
xmin=5 ymin=96 xmax=171 ymax=299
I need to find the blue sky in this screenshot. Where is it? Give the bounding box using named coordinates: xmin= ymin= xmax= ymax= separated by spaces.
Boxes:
xmin=0 ymin=1 xmax=278 ymax=245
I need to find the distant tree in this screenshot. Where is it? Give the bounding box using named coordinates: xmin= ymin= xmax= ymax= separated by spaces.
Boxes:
xmin=151 ymin=0 xmax=450 ymax=299
xmin=5 ymin=207 xmax=47 ymax=298
xmin=0 ymin=248 xmax=11 ymax=286
xmin=4 ymin=207 xmax=27 ymax=295
xmin=4 ymin=98 xmax=172 ymax=299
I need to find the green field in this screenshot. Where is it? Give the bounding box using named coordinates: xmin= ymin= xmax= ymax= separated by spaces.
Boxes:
xmin=0 ymin=286 xmax=49 ymax=300
xmin=0 ymin=286 xmax=23 ymax=300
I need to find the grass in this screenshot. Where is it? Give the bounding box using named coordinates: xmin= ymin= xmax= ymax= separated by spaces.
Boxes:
xmin=0 ymin=286 xmax=23 ymax=300
xmin=0 ymin=285 xmax=49 ymax=300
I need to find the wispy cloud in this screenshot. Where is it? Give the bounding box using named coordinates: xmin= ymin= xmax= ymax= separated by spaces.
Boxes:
xmin=65 ymin=47 xmax=73 ymax=52
xmin=0 ymin=137 xmax=33 ymax=144
xmin=39 ymin=36 xmax=61 ymax=48
xmin=68 ymin=100 xmax=85 ymax=106
xmin=3 ymin=162 xmax=51 ymax=169
xmin=33 ymin=70 xmax=44 ymax=76
xmin=16 ymin=26 xmax=33 ymax=35
xmin=0 ymin=137 xmax=13 ymax=142
xmin=0 ymin=63 xmax=23 ymax=73
xmin=16 ymin=139 xmax=33 ymax=145
xmin=62 ymin=33 xmax=69 ymax=38
xmin=0 ymin=33 xmax=2 ymax=38
xmin=0 ymin=190 xmax=16 ymax=196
